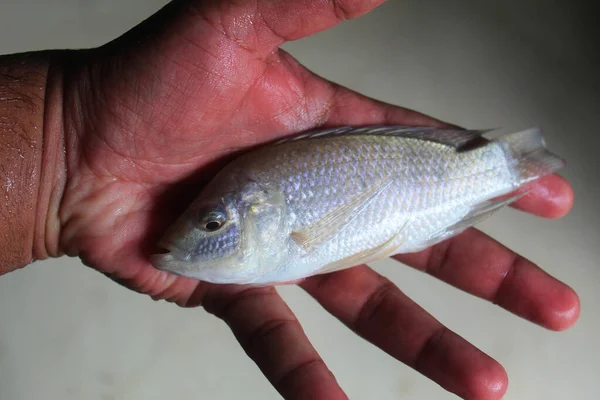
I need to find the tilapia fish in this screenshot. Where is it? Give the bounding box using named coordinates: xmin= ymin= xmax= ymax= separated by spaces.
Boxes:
xmin=151 ymin=126 xmax=564 ymax=285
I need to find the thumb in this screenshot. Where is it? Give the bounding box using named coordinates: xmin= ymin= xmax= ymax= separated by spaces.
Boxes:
xmin=105 ymin=0 xmax=388 ymax=57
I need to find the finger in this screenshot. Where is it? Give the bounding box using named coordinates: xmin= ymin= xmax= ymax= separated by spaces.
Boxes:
xmin=510 ymin=174 xmax=573 ymax=218
xmin=301 ymin=267 xmax=508 ymax=400
xmin=202 ymin=285 xmax=348 ymax=400
xmin=394 ymin=228 xmax=580 ymax=331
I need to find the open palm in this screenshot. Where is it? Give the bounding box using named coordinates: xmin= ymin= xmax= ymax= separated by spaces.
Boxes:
xmin=50 ymin=1 xmax=579 ymax=399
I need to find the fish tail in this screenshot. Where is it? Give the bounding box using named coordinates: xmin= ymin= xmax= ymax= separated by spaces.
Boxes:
xmin=495 ymin=127 xmax=566 ymax=186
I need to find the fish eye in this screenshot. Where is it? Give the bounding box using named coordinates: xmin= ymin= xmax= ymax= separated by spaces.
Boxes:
xmin=199 ymin=208 xmax=227 ymax=232
xmin=204 ymin=220 xmax=223 ymax=231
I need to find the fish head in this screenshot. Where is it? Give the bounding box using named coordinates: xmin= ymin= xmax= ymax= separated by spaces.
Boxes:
xmin=151 ymin=176 xmax=288 ymax=284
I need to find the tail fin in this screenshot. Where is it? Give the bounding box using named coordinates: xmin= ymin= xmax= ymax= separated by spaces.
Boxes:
xmin=495 ymin=128 xmax=566 ymax=186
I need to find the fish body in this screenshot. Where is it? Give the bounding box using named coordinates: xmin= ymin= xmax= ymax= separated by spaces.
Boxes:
xmin=151 ymin=126 xmax=564 ymax=285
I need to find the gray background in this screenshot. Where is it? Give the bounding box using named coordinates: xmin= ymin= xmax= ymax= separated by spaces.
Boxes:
xmin=1 ymin=0 xmax=598 ymax=399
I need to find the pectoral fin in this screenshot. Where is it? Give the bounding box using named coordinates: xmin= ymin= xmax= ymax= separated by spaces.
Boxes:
xmin=316 ymin=220 xmax=410 ymax=275
xmin=291 ymin=178 xmax=393 ymax=251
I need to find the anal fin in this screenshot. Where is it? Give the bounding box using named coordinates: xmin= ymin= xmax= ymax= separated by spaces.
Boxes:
xmin=415 ymin=192 xmax=527 ymax=251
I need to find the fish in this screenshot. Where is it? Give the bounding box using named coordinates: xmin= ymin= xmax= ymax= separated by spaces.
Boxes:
xmin=150 ymin=126 xmax=565 ymax=285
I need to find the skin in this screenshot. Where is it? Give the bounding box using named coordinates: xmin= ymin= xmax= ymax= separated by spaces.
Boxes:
xmin=0 ymin=0 xmax=579 ymax=399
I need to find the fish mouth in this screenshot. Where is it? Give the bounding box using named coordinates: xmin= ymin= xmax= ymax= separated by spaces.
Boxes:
xmin=149 ymin=251 xmax=176 ymax=270
xmin=154 ymin=246 xmax=171 ymax=255
xmin=149 ymin=241 xmax=191 ymax=272
xmin=149 ymin=252 xmax=193 ymax=278
xmin=152 ymin=238 xmax=188 ymax=257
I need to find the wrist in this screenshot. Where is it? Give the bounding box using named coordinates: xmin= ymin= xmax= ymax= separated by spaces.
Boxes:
xmin=33 ymin=52 xmax=67 ymax=262
xmin=0 ymin=51 xmax=66 ymax=274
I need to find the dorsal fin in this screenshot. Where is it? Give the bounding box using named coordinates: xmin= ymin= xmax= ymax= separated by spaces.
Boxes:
xmin=274 ymin=126 xmax=493 ymax=149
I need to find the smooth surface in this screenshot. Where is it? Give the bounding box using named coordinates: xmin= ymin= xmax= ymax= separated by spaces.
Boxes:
xmin=0 ymin=0 xmax=598 ymax=399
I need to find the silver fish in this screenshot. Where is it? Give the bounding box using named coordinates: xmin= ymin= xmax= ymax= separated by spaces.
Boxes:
xmin=151 ymin=126 xmax=564 ymax=285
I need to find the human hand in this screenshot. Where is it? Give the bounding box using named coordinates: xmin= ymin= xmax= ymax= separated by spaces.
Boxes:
xmin=42 ymin=0 xmax=579 ymax=398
